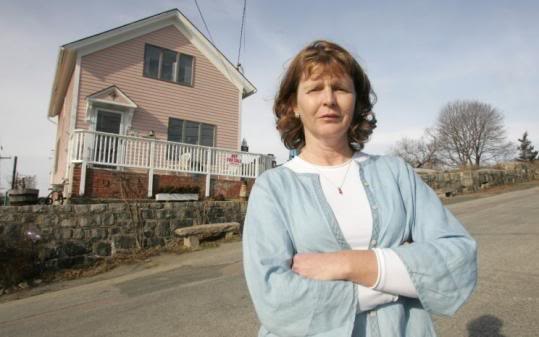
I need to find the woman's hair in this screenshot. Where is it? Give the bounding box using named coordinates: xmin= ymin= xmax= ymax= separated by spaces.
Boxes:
xmin=273 ymin=40 xmax=377 ymax=151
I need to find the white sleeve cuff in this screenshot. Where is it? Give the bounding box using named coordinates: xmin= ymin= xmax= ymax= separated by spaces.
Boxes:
xmin=372 ymin=248 xmax=418 ymax=298
xmin=369 ymin=248 xmax=384 ymax=289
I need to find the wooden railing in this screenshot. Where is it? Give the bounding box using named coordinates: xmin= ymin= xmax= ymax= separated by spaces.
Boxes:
xmin=69 ymin=130 xmax=273 ymax=196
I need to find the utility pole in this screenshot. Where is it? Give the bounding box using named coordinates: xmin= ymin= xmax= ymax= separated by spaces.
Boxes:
xmin=0 ymin=147 xmax=12 ymax=190
xmin=11 ymin=156 xmax=17 ymax=189
xmin=0 ymin=146 xmax=12 ymax=205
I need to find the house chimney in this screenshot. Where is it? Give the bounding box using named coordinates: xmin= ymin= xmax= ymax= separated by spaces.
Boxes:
xmin=241 ymin=138 xmax=249 ymax=152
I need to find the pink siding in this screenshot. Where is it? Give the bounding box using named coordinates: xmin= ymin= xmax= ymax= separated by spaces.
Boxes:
xmin=52 ymin=70 xmax=76 ymax=184
xmin=75 ymin=25 xmax=241 ymax=149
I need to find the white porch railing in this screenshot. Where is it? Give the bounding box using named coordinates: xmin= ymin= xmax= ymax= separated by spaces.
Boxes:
xmin=69 ymin=130 xmax=274 ymax=197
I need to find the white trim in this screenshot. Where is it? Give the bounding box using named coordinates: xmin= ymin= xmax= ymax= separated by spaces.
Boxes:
xmin=89 ymin=107 xmax=132 ymax=135
xmin=238 ymin=90 xmax=242 ymax=150
xmin=69 ymin=56 xmax=81 ymax=135
xmin=88 ymin=98 xmax=137 ymax=109
xmin=64 ymin=55 xmax=81 ymax=188
xmin=66 ymin=10 xmax=255 ymax=95
xmin=85 ymin=87 xmax=137 ymax=135
xmin=72 ymin=16 xmax=175 ymax=56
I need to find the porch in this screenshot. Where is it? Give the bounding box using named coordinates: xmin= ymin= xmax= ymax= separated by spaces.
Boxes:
xmin=68 ymin=130 xmax=274 ymax=198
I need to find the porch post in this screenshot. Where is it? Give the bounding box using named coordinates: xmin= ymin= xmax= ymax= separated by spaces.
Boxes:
xmin=205 ymin=148 xmax=211 ymax=198
xmin=66 ymin=132 xmax=75 ymax=198
xmin=79 ymin=160 xmax=87 ymax=196
xmin=255 ymin=155 xmax=260 ymax=177
xmin=148 ymin=140 xmax=155 ymax=198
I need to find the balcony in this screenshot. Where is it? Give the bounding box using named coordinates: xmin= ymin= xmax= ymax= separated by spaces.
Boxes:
xmin=69 ymin=130 xmax=274 ymax=197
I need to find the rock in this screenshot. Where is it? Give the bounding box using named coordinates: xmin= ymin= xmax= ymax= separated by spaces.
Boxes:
xmin=33 ymin=279 xmax=43 ymax=285
xmin=174 ymin=222 xmax=240 ymax=240
xmin=112 ymin=235 xmax=138 ymax=250
xmin=74 ymin=204 xmax=90 ymax=214
xmin=90 ymin=204 xmax=107 ymax=213
xmin=61 ymin=219 xmax=74 ymax=227
xmin=18 ymin=282 xmax=29 ymax=289
xmin=93 ymin=242 xmax=112 ymax=257
xmin=58 ymin=241 xmax=89 ymax=257
xmin=183 ymin=236 xmax=200 ymax=249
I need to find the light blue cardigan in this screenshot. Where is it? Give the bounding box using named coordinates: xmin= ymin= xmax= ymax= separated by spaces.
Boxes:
xmin=242 ymin=155 xmax=477 ymax=337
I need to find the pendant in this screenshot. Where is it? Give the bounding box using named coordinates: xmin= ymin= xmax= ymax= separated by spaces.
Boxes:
xmin=338 ymin=188 xmax=343 ymax=194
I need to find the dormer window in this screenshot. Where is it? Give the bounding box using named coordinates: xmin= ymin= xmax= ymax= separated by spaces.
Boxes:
xmin=143 ymin=44 xmax=194 ymax=86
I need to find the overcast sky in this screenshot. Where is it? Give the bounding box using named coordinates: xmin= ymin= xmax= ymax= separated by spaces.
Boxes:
xmin=1 ymin=0 xmax=538 ymax=195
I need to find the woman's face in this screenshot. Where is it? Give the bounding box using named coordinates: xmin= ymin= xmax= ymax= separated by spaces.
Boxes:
xmin=294 ymin=69 xmax=356 ymax=146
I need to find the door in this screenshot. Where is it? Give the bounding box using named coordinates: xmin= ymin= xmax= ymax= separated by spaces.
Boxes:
xmin=94 ymin=110 xmax=122 ymax=165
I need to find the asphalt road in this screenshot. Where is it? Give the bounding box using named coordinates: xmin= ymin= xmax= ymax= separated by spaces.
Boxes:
xmin=1 ymin=187 xmax=538 ymax=337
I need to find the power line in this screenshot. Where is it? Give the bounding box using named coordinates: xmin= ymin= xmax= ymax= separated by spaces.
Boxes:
xmin=193 ymin=0 xmax=216 ymax=45
xmin=236 ymin=0 xmax=247 ymax=67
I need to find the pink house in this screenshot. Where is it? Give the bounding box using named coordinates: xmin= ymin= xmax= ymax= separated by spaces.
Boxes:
xmin=48 ymin=9 xmax=272 ymax=200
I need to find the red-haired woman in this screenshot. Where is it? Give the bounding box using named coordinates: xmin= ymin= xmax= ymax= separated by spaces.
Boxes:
xmin=243 ymin=40 xmax=477 ymax=337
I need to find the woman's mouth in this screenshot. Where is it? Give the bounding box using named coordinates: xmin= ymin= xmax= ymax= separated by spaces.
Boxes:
xmin=319 ymin=114 xmax=340 ymax=120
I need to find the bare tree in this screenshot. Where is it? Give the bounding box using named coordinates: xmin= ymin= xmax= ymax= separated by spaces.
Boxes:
xmin=433 ymin=100 xmax=512 ymax=167
xmin=391 ymin=131 xmax=440 ymax=168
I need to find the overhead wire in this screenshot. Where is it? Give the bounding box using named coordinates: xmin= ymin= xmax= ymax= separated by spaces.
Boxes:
xmin=193 ymin=0 xmax=216 ymax=45
xmin=236 ymin=0 xmax=247 ymax=68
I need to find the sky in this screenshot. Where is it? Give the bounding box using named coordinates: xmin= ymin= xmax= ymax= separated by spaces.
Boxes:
xmin=0 ymin=0 xmax=538 ymax=195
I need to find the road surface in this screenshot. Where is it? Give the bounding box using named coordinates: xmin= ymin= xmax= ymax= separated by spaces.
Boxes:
xmin=1 ymin=187 xmax=538 ymax=337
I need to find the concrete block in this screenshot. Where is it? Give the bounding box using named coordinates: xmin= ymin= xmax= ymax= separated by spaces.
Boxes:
xmin=183 ymin=236 xmax=199 ymax=249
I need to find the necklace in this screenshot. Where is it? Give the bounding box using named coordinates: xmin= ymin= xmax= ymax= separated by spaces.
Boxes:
xmin=312 ymin=159 xmax=353 ymax=195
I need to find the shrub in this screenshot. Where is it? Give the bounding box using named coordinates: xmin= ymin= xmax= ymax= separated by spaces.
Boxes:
xmin=157 ymin=185 xmax=200 ymax=194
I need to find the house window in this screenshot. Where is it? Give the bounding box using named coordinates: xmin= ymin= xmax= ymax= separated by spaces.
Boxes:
xmin=167 ymin=118 xmax=215 ymax=147
xmin=178 ymin=54 xmax=194 ymax=85
xmin=143 ymin=45 xmax=160 ymax=78
xmin=143 ymin=44 xmax=194 ymax=86
xmin=160 ymin=50 xmax=177 ymax=81
xmin=200 ymin=124 xmax=215 ymax=147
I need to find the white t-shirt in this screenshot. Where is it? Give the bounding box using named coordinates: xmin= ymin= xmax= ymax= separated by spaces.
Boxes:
xmin=284 ymin=152 xmax=418 ymax=311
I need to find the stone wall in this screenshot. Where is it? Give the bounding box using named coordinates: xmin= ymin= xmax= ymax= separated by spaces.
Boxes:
xmin=2 ymin=163 xmax=536 ymax=276
xmin=0 ymin=201 xmax=247 ymax=271
xmin=416 ymin=162 xmax=538 ymax=196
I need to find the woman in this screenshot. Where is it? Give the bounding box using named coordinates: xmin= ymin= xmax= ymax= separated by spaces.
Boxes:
xmin=242 ymin=40 xmax=477 ymax=337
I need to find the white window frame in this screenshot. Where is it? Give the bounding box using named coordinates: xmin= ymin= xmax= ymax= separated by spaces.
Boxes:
xmin=144 ymin=44 xmax=194 ymax=86
xmin=167 ymin=117 xmax=215 ymax=147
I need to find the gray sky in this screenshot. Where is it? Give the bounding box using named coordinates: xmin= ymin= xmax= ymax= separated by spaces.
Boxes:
xmin=1 ymin=0 xmax=538 ymax=195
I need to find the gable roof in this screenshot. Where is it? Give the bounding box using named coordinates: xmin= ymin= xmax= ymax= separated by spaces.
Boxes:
xmin=47 ymin=8 xmax=257 ymax=117
xmin=86 ymin=85 xmax=138 ymax=109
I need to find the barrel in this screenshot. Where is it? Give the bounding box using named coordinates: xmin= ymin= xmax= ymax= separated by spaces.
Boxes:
xmin=8 ymin=189 xmax=39 ymax=206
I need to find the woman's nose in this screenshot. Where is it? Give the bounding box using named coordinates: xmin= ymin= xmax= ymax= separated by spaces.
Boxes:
xmin=321 ymin=86 xmax=337 ymax=106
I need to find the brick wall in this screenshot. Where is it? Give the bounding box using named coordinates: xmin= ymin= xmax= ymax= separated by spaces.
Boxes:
xmin=154 ymin=174 xmax=205 ymax=198
xmin=71 ymin=164 xmax=254 ymax=200
xmin=211 ymin=178 xmax=255 ymax=199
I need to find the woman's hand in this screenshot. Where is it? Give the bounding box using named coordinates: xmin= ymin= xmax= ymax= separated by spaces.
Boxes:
xmin=292 ymin=252 xmax=348 ymax=281
xmin=292 ymin=250 xmax=379 ymax=287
